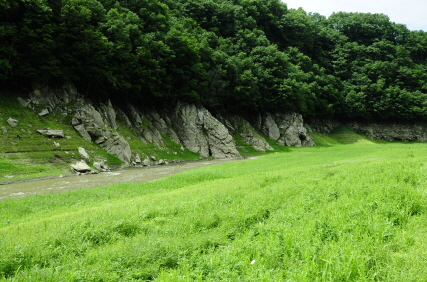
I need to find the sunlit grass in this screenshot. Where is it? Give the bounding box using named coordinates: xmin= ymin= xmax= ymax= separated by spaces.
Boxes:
xmin=1 ymin=137 xmax=427 ymax=281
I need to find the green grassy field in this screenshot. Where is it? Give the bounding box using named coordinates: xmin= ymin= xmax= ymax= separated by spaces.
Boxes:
xmin=1 ymin=130 xmax=427 ymax=281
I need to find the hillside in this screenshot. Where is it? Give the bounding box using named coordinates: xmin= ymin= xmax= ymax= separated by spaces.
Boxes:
xmin=1 ymin=0 xmax=427 ymax=122
xmin=1 ymin=85 xmax=316 ymax=182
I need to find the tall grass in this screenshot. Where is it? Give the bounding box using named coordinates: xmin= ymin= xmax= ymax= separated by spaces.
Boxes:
xmin=1 ymin=140 xmax=427 ymax=281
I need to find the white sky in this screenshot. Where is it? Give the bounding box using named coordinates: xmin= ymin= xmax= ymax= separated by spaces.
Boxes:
xmin=283 ymin=0 xmax=427 ymax=31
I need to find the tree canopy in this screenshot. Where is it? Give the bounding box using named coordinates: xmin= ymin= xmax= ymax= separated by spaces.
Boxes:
xmin=1 ymin=0 xmax=427 ymax=121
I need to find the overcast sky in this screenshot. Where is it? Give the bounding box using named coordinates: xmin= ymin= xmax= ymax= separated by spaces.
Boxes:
xmin=283 ymin=0 xmax=427 ymax=31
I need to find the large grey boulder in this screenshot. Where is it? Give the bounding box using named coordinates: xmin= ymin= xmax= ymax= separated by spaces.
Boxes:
xmin=172 ymin=103 xmax=210 ymax=156
xmin=38 ymin=108 xmax=50 ymax=116
xmin=134 ymin=153 xmax=141 ymax=164
xmin=203 ymin=109 xmax=241 ymax=159
xmin=262 ymin=114 xmax=280 ymax=140
xmin=98 ymin=134 xmax=132 ymax=164
xmin=36 ymin=129 xmax=65 ymax=138
xmin=73 ymin=124 xmax=92 ymax=143
xmin=17 ymin=97 xmax=30 ymax=108
xmin=72 ymin=104 xmax=105 ymax=129
xmin=276 ymin=113 xmax=315 ymax=147
xmin=78 ymin=147 xmax=90 ymax=161
xmin=7 ymin=118 xmax=18 ymax=127
xmin=100 ymin=100 xmax=118 ymax=129
xmin=71 ymin=160 xmax=91 ymax=173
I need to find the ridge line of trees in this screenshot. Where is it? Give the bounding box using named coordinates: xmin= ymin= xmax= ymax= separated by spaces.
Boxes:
xmin=1 ymin=0 xmax=427 ymax=121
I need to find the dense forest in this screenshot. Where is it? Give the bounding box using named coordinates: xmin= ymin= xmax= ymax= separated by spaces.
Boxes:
xmin=1 ymin=0 xmax=427 ymax=121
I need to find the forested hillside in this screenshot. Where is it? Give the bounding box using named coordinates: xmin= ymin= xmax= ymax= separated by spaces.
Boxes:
xmin=1 ymin=0 xmax=427 ymax=121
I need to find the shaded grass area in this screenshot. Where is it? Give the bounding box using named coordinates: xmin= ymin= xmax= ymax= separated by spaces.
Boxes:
xmin=1 ymin=141 xmax=427 ymax=281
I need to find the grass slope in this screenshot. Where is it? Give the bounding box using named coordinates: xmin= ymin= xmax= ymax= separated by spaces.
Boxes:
xmin=0 ymin=94 xmax=202 ymax=183
xmin=0 ymin=95 xmax=124 ymax=182
xmin=1 ymin=129 xmax=427 ymax=281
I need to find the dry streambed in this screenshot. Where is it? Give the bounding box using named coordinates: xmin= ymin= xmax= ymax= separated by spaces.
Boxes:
xmin=0 ymin=158 xmax=251 ymax=200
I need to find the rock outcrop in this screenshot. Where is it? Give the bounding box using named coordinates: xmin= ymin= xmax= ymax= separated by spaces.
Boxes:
xmin=7 ymin=118 xmax=18 ymax=127
xmin=36 ymin=129 xmax=65 ymax=138
xmin=71 ymin=104 xmax=132 ymax=164
xmin=306 ymin=119 xmax=341 ymax=135
xmin=171 ymin=103 xmax=241 ymax=159
xmin=257 ymin=113 xmax=315 ymax=147
xmin=71 ymin=160 xmax=91 ymax=173
xmin=18 ymin=82 xmax=317 ymax=167
xmin=346 ymin=122 xmax=427 ymax=142
xmin=217 ymin=115 xmax=273 ymax=152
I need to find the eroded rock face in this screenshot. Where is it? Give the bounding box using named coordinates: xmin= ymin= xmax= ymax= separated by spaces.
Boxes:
xmin=172 ymin=103 xmax=210 ymax=156
xmin=306 ymin=119 xmax=341 ymax=135
xmin=257 ymin=113 xmax=315 ymax=147
xmin=171 ymin=103 xmax=241 ymax=159
xmin=217 ymin=115 xmax=273 ymax=152
xmin=18 ymin=82 xmax=318 ymax=166
xmin=71 ymin=104 xmax=132 ymax=164
xmin=99 ymin=134 xmax=132 ymax=164
xmin=202 ymin=109 xmax=241 ymax=159
xmin=346 ymin=122 xmax=427 ymax=142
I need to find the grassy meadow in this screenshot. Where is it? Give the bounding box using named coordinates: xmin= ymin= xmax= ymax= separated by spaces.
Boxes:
xmin=1 ymin=130 xmax=427 ymax=281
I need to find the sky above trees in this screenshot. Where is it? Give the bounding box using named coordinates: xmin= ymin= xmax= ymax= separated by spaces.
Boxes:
xmin=284 ymin=0 xmax=427 ymax=31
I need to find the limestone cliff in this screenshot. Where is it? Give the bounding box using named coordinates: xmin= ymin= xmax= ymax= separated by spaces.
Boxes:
xmin=17 ymin=84 xmax=316 ymax=165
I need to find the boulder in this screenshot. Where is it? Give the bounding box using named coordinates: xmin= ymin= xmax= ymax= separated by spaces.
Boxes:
xmin=100 ymin=100 xmax=118 ymax=129
xmin=172 ymin=103 xmax=210 ymax=157
xmin=262 ymin=114 xmax=280 ymax=140
xmin=38 ymin=108 xmax=50 ymax=116
xmin=7 ymin=118 xmax=18 ymax=127
xmin=1 ymin=126 xmax=7 ymax=134
xmin=142 ymin=158 xmax=151 ymax=166
xmin=73 ymin=124 xmax=92 ymax=142
xmin=36 ymin=129 xmax=65 ymax=138
xmin=202 ymin=109 xmax=241 ymax=159
xmin=78 ymin=147 xmax=90 ymax=161
xmin=93 ymin=162 xmax=102 ymax=170
xmin=134 ymin=153 xmax=141 ymax=164
xmin=71 ymin=160 xmax=91 ymax=173
xmin=17 ymin=97 xmax=30 ymax=108
xmin=99 ymin=135 xmax=132 ymax=164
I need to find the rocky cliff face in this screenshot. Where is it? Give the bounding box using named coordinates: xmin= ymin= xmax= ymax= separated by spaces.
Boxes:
xmin=257 ymin=113 xmax=315 ymax=147
xmin=307 ymin=119 xmax=427 ymax=142
xmin=17 ymin=84 xmax=316 ymax=166
xmin=346 ymin=122 xmax=427 ymax=142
